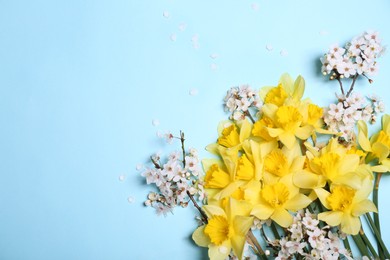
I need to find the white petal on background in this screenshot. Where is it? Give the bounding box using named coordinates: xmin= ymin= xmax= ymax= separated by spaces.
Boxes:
xmin=119 ymin=175 xmax=126 ymax=181
xmin=127 ymin=196 xmax=135 ymax=203
xmin=211 ymin=63 xmax=218 ymax=70
xmin=170 ymin=33 xmax=177 ymax=41
xmin=280 ymin=49 xmax=288 ymax=56
xmin=251 ymin=3 xmax=259 ymax=11
xmin=136 ymin=164 xmax=143 ymax=171
xmin=189 ymin=88 xmax=199 ymax=96
xmin=319 ymin=30 xmax=329 ymax=35
xmin=266 ymin=44 xmax=273 ymax=51
xmin=152 ymin=119 xmax=160 ymax=126
xmin=210 ymin=53 xmax=218 ymax=59
xmin=162 ymin=11 xmax=170 ymax=18
xmin=178 ymin=23 xmax=186 ymax=31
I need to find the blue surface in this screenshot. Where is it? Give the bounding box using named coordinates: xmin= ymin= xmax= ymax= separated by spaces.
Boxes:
xmin=0 ymin=1 xmax=389 ymax=259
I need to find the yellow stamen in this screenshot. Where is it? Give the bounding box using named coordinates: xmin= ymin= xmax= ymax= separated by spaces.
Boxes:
xmin=327 ymin=186 xmax=356 ymax=212
xmin=276 ymin=106 xmax=302 ymax=131
xmin=235 ymin=154 xmax=255 ymax=180
xmin=204 ymin=215 xmax=231 ymax=245
xmin=217 ymin=125 xmax=240 ymax=148
xmin=261 ymin=183 xmax=290 ymax=208
xmin=204 ymin=164 xmax=230 ymax=189
xmin=264 ymin=84 xmax=288 ymax=106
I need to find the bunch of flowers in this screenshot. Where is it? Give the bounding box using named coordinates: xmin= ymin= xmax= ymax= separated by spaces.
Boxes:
xmin=140 ymin=31 xmax=389 ymax=260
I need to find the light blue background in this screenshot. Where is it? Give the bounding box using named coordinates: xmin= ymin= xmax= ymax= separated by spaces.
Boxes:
xmin=1 ymin=1 xmax=389 ymax=259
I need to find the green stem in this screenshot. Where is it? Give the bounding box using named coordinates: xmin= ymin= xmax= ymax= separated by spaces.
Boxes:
xmin=352 ymin=234 xmax=370 ymax=257
xmin=360 ymin=232 xmax=379 ymax=259
xmin=343 ymin=236 xmax=353 ymax=259
xmin=373 ymin=172 xmax=384 ymax=259
xmin=271 ymin=222 xmax=281 ymax=240
xmin=365 ymin=213 xmax=390 ymax=258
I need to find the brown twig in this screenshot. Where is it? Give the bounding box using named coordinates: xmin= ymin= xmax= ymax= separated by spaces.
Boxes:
xmin=187 ymin=190 xmax=208 ymax=224
xmin=346 ymin=74 xmax=359 ymax=97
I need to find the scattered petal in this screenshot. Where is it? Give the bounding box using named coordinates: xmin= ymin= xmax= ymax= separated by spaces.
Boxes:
xmin=163 ymin=11 xmax=170 ymax=18
xmin=210 ymin=53 xmax=219 ymax=59
xmin=170 ymin=33 xmax=177 ymax=42
xmin=119 ymin=174 xmax=126 ymax=181
xmin=193 ymin=43 xmax=200 ymax=49
xmin=136 ymin=164 xmax=144 ymax=171
xmin=152 ymin=119 xmax=160 ymax=126
xmin=189 ymin=88 xmax=199 ymax=96
xmin=127 ymin=196 xmax=135 ymax=203
xmin=266 ymin=44 xmax=273 ymax=51
xmin=211 ymin=63 xmax=218 ymax=70
xmin=251 ymin=3 xmax=259 ymax=11
xmin=280 ymin=49 xmax=289 ymax=56
xmin=156 ymin=131 xmax=163 ymax=138
xmin=191 ymin=34 xmax=199 ymax=42
xmin=178 ymin=23 xmax=187 ymax=31
xmin=319 ymin=30 xmax=329 ymax=36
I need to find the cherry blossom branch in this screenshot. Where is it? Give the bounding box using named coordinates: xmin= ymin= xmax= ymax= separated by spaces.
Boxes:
xmin=247 ymin=230 xmax=267 ymax=260
xmin=244 ymin=110 xmax=256 ymax=123
xmin=186 ymin=190 xmax=208 ymax=224
xmin=335 ymin=74 xmax=346 ymax=96
xmin=346 ymin=74 xmax=359 ymax=97
xmin=179 ymin=131 xmax=186 ymax=167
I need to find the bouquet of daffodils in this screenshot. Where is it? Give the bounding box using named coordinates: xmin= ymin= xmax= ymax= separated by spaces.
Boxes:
xmin=141 ymin=31 xmax=389 ymax=260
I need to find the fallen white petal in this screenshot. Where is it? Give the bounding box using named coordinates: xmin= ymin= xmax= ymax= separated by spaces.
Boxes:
xmin=266 ymin=44 xmax=273 ymax=51
xmin=170 ymin=33 xmax=177 ymax=41
xmin=127 ymin=196 xmax=135 ymax=203
xmin=211 ymin=63 xmax=218 ymax=70
xmin=251 ymin=3 xmax=259 ymax=11
xmin=152 ymin=119 xmax=160 ymax=126
xmin=210 ymin=53 xmax=218 ymax=59
xmin=119 ymin=175 xmax=126 ymax=181
xmin=189 ymin=88 xmax=198 ymax=96
xmin=280 ymin=49 xmax=288 ymax=56
xmin=178 ymin=23 xmax=186 ymax=31
xmin=163 ymin=11 xmax=170 ymax=18
xmin=136 ymin=164 xmax=144 ymax=171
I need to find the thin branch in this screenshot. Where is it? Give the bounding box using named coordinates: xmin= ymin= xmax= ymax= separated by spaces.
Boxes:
xmin=187 ymin=190 xmax=208 ymax=224
xmin=336 ymin=76 xmax=346 ymax=96
xmin=179 ymin=131 xmax=186 ymax=167
xmin=346 ymin=74 xmax=359 ymax=97
xmin=245 ymin=110 xmax=256 ymax=123
xmin=247 ymin=230 xmax=267 ymax=260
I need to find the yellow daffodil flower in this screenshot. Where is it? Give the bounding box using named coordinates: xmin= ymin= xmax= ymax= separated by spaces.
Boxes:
xmin=263 ymin=142 xmax=305 ymax=184
xmin=315 ymin=177 xmax=377 ymax=235
xmin=192 ymin=198 xmax=254 ymax=260
xmin=293 ymin=138 xmax=369 ymax=190
xmin=250 ymin=176 xmax=312 ymax=227
xmin=261 ymin=103 xmax=313 ymax=149
xmin=357 ymin=115 xmax=390 ymax=172
xmin=206 ymin=119 xmax=252 ymax=155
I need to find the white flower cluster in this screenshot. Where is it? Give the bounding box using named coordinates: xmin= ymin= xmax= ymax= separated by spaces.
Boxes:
xmin=141 ymin=147 xmax=206 ymax=216
xmin=223 ymin=85 xmax=261 ymax=121
xmin=275 ymin=210 xmax=352 ymax=260
xmin=321 ymin=31 xmax=384 ymax=78
xmin=324 ymin=92 xmax=385 ymax=141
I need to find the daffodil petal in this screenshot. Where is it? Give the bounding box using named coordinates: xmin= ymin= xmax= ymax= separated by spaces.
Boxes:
xmin=340 ymin=214 xmax=361 ymax=235
xmin=292 ymin=75 xmax=305 ymax=102
xmin=239 ymin=119 xmax=252 ymax=143
xmin=352 ymin=199 xmax=377 ymax=217
xmin=267 ymin=127 xmax=284 ymax=138
xmin=231 ymin=235 xmax=246 ymax=260
xmin=293 ymin=170 xmax=323 ymax=189
xmin=354 ymin=177 xmax=374 ymax=202
xmin=206 ymin=143 xmax=220 ymax=154
xmin=371 ymin=165 xmax=390 ymax=173
xmin=203 ymin=205 xmax=227 ymax=218
xmin=295 ymin=125 xmax=313 ymax=140
xmin=279 ymin=132 xmax=296 ymax=149
xmin=192 ymin=225 xmax=210 ymax=247
xmin=279 ymin=73 xmax=294 ymax=95
xmin=271 ymin=208 xmax=293 ymax=228
xmin=262 ymin=103 xmax=278 ymax=119
xmin=314 ymin=188 xmax=331 ymax=209
xmin=208 ymin=241 xmax=231 ymax=260
xmin=233 ymin=216 xmax=253 ymax=236
xmin=339 ymin=154 xmax=359 ymax=173
xmin=251 ymin=204 xmax=274 ymax=220
xmin=284 ymin=193 xmax=312 ymax=211
xmin=372 ymin=142 xmax=390 ymax=162
xmin=318 ymin=211 xmax=343 ymax=226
